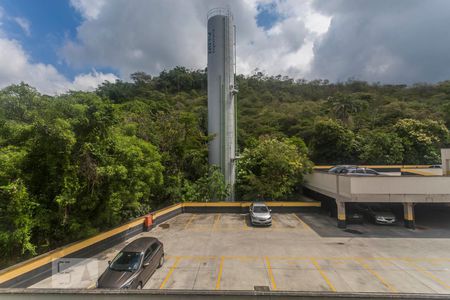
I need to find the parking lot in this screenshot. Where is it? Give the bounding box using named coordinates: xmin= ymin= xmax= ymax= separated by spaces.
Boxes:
xmin=31 ymin=212 xmax=450 ymax=294
xmin=306 ymin=204 xmax=450 ymax=238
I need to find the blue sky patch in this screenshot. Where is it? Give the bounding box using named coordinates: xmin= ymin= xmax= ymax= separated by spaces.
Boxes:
xmin=256 ymin=1 xmax=283 ymax=30
xmin=0 ymin=0 xmax=102 ymax=79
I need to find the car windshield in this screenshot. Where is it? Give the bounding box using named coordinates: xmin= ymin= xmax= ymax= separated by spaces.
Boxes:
xmin=253 ymin=206 xmax=269 ymax=213
xmin=109 ymin=251 xmax=143 ymax=272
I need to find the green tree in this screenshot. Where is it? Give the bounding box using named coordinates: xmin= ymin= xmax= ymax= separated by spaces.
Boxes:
xmin=393 ymin=119 xmax=450 ymax=164
xmin=237 ymin=136 xmax=312 ymax=201
xmin=0 ymin=147 xmax=36 ymax=264
xmin=326 ymin=93 xmax=366 ymax=126
xmin=181 ymin=166 xmax=229 ymax=202
xmin=310 ymin=119 xmax=359 ymax=164
xmin=359 ymin=130 xmax=404 ymax=164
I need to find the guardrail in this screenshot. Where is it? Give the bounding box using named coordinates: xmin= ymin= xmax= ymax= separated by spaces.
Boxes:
xmin=1 ymin=289 xmax=449 ymax=299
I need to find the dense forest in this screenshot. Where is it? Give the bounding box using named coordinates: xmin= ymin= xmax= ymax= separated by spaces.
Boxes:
xmin=1 ymin=67 xmax=450 ymax=267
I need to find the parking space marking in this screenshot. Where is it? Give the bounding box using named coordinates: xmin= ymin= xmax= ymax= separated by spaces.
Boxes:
xmin=87 ymin=282 xmax=96 ymax=289
xmin=243 ymin=215 xmax=249 ymax=230
xmin=175 ymin=255 xmax=217 ymax=261
xmin=271 ymin=216 xmax=278 ymax=228
xmin=408 ymin=261 xmax=450 ymax=290
xmin=356 ymin=258 xmax=397 ymax=293
xmin=293 ymin=214 xmax=313 ymax=231
xmin=159 ymin=256 xmax=181 ymax=289
xmin=139 ymin=253 xmax=450 ymax=292
xmin=215 ymin=256 xmax=224 ymax=290
xmin=184 ymin=215 xmax=196 ymax=230
xmin=265 ymin=256 xmax=277 ymax=291
xmin=212 ymin=214 xmax=221 ymax=231
xmin=184 ymin=214 xmax=254 ymax=232
xmin=182 ymin=213 xmax=322 ymax=233
xmin=310 ymin=258 xmax=336 ymax=292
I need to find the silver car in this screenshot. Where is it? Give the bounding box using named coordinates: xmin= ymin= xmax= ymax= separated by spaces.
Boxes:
xmin=330 ymin=166 xmax=379 ymax=176
xmin=249 ymin=202 xmax=272 ymax=226
xmin=359 ymin=205 xmax=396 ymax=225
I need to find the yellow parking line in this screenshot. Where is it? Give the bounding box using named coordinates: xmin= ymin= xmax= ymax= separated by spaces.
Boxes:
xmin=242 ymin=215 xmax=249 ymax=229
xmin=223 ymin=255 xmax=260 ymax=261
xmin=408 ymin=261 xmax=450 ymax=290
xmin=213 ymin=214 xmax=221 ymax=231
xmin=159 ymin=257 xmax=181 ymax=289
xmin=292 ymin=213 xmax=313 ymax=231
xmin=215 ymin=256 xmax=224 ymax=290
xmin=87 ymin=282 xmax=96 ymax=289
xmin=356 ymin=259 xmax=397 ymax=293
xmin=180 ymin=255 xmax=217 ymax=261
xmin=184 ymin=214 xmax=196 ymax=230
xmin=310 ymin=258 xmax=336 ymax=292
xmin=265 ymin=256 xmax=277 ymax=291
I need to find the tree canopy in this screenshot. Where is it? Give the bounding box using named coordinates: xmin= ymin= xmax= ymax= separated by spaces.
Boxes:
xmin=1 ymin=68 xmax=450 ymax=267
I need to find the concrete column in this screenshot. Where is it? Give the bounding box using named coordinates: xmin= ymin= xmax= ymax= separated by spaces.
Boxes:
xmin=404 ymin=202 xmax=415 ymax=229
xmin=442 ymin=149 xmax=450 ymax=176
xmin=337 ymin=201 xmax=346 ymax=228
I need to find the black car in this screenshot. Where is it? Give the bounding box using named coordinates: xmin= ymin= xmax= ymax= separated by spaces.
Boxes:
xmin=346 ymin=209 xmax=364 ymax=224
xmin=97 ymin=237 xmax=164 ymax=289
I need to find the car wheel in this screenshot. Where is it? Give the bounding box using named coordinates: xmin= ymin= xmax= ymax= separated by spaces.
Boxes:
xmin=136 ymin=283 xmax=142 ymax=290
xmin=158 ymin=255 xmax=164 ymax=268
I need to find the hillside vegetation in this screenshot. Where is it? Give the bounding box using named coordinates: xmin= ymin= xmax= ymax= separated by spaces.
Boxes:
xmin=1 ymin=67 xmax=449 ymax=266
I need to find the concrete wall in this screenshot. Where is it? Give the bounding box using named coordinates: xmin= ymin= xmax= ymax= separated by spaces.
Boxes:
xmin=304 ymin=172 xmax=450 ymax=203
xmin=1 ymin=289 xmax=449 ymax=300
xmin=442 ymin=149 xmax=450 ymax=176
xmin=401 ymin=168 xmax=443 ymax=176
xmin=304 ymin=172 xmax=337 ymax=195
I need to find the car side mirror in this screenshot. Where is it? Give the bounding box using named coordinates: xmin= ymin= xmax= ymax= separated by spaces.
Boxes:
xmin=143 ymin=262 xmax=150 ymax=268
xmin=269 ymin=209 xmax=272 ymax=212
xmin=108 ymin=261 xmax=111 ymax=265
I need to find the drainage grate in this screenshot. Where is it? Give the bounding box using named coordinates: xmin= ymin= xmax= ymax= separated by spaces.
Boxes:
xmin=159 ymin=224 xmax=170 ymax=229
xmin=254 ymin=286 xmax=270 ymax=292
xmin=344 ymin=229 xmax=363 ymax=235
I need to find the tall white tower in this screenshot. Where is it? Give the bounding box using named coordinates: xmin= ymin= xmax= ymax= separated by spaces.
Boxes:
xmin=207 ymin=8 xmax=237 ymax=201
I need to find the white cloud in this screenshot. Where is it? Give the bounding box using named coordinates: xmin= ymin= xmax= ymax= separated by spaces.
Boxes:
xmin=0 ymin=36 xmax=117 ymax=94
xmin=62 ymin=0 xmax=330 ymax=80
xmin=13 ymin=17 xmax=30 ymax=36
xmin=309 ymin=0 xmax=450 ymax=84
xmin=72 ymin=70 xmax=118 ymax=91
xmin=70 ymin=0 xmax=106 ymax=20
xmin=0 ymin=5 xmax=118 ymax=95
xmin=62 ymin=0 xmax=450 ymax=84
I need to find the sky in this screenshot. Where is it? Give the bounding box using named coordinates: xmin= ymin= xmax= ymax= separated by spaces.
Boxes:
xmin=0 ymin=0 xmax=450 ymax=94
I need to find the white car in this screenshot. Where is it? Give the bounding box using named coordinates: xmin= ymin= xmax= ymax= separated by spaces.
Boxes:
xmin=249 ymin=202 xmax=272 ymax=226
